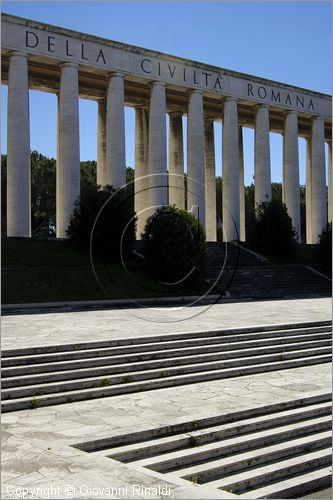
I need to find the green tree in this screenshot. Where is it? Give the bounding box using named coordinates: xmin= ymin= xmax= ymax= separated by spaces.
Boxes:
xmin=316 ymin=223 xmax=332 ymax=275
xmin=141 ymin=205 xmax=207 ymax=284
xmin=245 ymin=184 xmax=255 ymax=239
xmin=66 ymin=183 xmax=136 ymax=258
xmin=247 ymin=199 xmax=298 ymax=257
xmin=80 ymin=160 xmax=97 ymax=190
xmin=30 ymin=151 xmax=56 ymax=236
xmin=271 ymin=182 xmax=282 ymax=203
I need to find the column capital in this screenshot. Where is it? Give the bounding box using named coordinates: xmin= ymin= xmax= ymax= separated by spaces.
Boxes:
xmin=283 ymin=109 xmax=298 ymax=117
xmin=188 ymin=89 xmax=203 ymax=96
xmin=149 ymin=80 xmax=166 ymax=88
xmin=224 ymin=96 xmax=238 ymax=103
xmin=59 ymin=62 xmax=78 ymax=70
xmin=9 ymin=50 xmax=29 ymax=59
xmin=311 ymin=115 xmax=325 ymax=122
xmin=134 ymin=104 xmax=149 ymax=112
xmin=106 ymin=71 xmax=125 ymax=79
xmin=254 ymin=103 xmax=270 ymax=111
xmin=168 ymin=110 xmax=183 ymax=117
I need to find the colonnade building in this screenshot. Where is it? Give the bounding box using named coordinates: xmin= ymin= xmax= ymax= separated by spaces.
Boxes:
xmin=2 ymin=14 xmax=332 ymax=243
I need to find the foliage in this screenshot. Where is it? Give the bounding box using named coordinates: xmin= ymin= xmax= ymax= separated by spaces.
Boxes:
xmin=316 ymin=223 xmax=332 ymax=275
xmin=2 ymin=151 xmax=57 ymax=237
xmin=141 ymin=205 xmax=208 ymax=284
xmin=1 ymin=152 xmax=135 ymax=238
xmin=66 ymin=183 xmax=136 ymax=258
xmin=247 ymin=199 xmax=298 ymax=257
xmin=80 ymin=160 xmax=97 ymax=190
xmin=30 ymin=151 xmax=56 ymax=236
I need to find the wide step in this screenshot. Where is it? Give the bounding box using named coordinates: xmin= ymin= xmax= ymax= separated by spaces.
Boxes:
xmin=1 ymin=321 xmax=331 ymax=412
xmin=73 ymin=393 xmax=332 ymax=499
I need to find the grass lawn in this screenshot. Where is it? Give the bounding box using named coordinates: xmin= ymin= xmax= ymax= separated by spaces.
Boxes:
xmin=2 ymin=239 xmax=216 ymax=304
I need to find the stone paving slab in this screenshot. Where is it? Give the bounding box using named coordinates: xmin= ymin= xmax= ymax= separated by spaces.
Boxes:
xmin=1 ymin=298 xmax=332 ymax=498
xmin=1 ymin=363 xmax=331 ymax=499
xmin=1 ymin=297 xmax=331 ymax=350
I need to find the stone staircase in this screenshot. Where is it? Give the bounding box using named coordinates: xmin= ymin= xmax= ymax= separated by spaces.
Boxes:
xmin=207 ymin=243 xmax=332 ymax=299
xmin=1 ymin=321 xmax=331 ymax=412
xmin=74 ymin=392 xmax=332 ymax=499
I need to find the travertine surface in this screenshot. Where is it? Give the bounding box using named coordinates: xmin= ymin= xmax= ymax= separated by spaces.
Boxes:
xmin=2 ymin=297 xmax=330 ymax=351
xmin=1 ymin=298 xmax=331 ymax=498
xmin=1 ymin=365 xmax=331 ymax=499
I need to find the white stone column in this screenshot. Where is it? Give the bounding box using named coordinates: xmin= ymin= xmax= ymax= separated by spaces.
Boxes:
xmin=327 ymin=140 xmax=332 ymax=224
xmin=311 ymin=117 xmax=327 ymax=243
xmin=239 ymin=126 xmax=246 ymax=242
xmin=254 ymin=104 xmax=271 ymax=206
xmin=204 ymin=117 xmax=216 ymax=241
xmin=168 ymin=111 xmax=185 ymax=209
xmin=135 ymin=106 xmax=149 ymax=237
xmin=306 ymin=138 xmax=312 ymax=243
xmin=148 ymin=81 xmax=167 ymax=208
xmin=7 ymin=51 xmax=31 ymax=237
xmin=187 ymin=90 xmax=205 ymax=228
xmin=106 ymin=72 xmax=126 ymax=187
xmin=222 ymin=97 xmax=240 ymax=241
xmin=283 ymin=111 xmax=301 ymax=241
xmin=56 ymin=62 xmax=80 ymax=239
xmin=97 ymin=99 xmax=107 ymax=187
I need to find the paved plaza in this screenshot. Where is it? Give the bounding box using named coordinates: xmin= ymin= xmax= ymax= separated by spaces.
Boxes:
xmin=2 ymin=297 xmax=331 ymax=350
xmin=1 ymin=297 xmax=332 ymax=499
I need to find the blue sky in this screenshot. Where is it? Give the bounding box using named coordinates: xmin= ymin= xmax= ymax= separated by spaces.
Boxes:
xmin=1 ymin=1 xmax=332 ymax=185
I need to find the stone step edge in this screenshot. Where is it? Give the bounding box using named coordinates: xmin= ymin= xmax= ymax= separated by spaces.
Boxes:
xmin=238 ymin=466 xmax=332 ymax=499
xmin=2 ymin=341 xmax=331 ymax=387
xmin=2 ymin=321 xmax=331 ymax=357
xmin=2 ymin=333 xmax=331 ymax=375
xmin=174 ymin=434 xmax=332 ymax=482
xmin=101 ymin=403 xmax=331 ymax=463
xmin=204 ymin=447 xmax=332 ymax=492
xmin=1 ymin=355 xmax=331 ymax=412
xmin=1 ymin=294 xmax=222 ymax=316
xmin=133 ymin=418 xmax=331 ymax=471
xmin=2 ymin=348 xmax=331 ymax=398
xmin=73 ymin=391 xmax=331 ymax=452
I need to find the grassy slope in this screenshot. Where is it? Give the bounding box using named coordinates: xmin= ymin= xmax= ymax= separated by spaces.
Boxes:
xmin=1 ymin=239 xmax=211 ymax=304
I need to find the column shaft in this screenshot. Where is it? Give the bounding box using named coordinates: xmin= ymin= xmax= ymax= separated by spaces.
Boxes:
xmin=306 ymin=139 xmax=312 ymax=243
xmin=56 ymin=63 xmax=80 ymax=239
xmin=204 ymin=118 xmax=216 ymax=241
xmin=168 ymin=112 xmax=185 ymax=209
xmin=135 ymin=107 xmax=149 ymax=237
xmin=7 ymin=51 xmax=31 ymax=237
xmin=222 ymin=98 xmax=240 ymax=241
xmin=187 ymin=90 xmax=205 ymax=227
xmin=106 ymin=73 xmax=126 ymax=187
xmin=328 ymin=141 xmax=332 ymax=224
xmin=255 ymin=105 xmax=271 ymax=205
xmin=239 ymin=126 xmax=246 ymax=241
xmin=97 ymin=100 xmax=107 ymax=187
xmin=311 ymin=117 xmax=327 ymax=243
xmin=148 ymin=82 xmax=167 ymax=208
xmin=283 ymin=112 xmax=301 ymax=241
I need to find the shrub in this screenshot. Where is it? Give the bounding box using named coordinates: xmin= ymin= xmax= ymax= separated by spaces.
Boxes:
xmin=67 ymin=184 xmax=136 ymax=259
xmin=247 ymin=199 xmax=298 ymax=258
xmin=316 ymin=223 xmax=332 ymax=275
xmin=141 ymin=205 xmax=208 ymax=285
